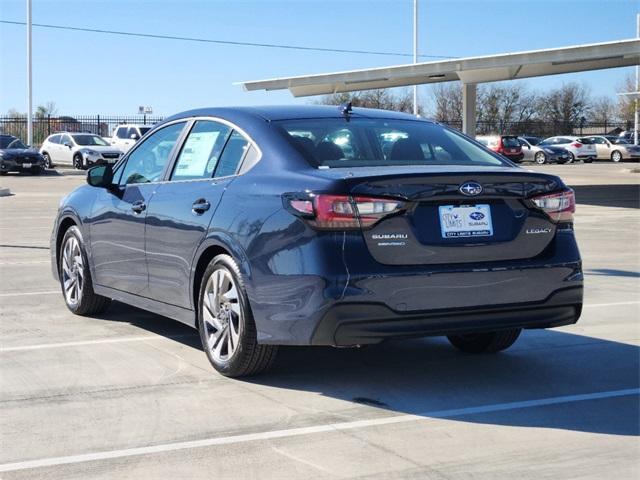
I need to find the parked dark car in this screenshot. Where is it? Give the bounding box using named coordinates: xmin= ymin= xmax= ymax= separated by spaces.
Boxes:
xmin=50 ymin=106 xmax=583 ymax=377
xmin=475 ymin=135 xmax=524 ymax=163
xmin=518 ymin=136 xmax=571 ymax=164
xmin=0 ymin=135 xmax=45 ymax=175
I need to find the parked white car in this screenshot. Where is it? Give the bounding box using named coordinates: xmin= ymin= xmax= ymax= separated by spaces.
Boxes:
xmin=110 ymin=124 xmax=152 ymax=153
xmin=40 ymin=132 xmax=123 ymax=169
xmin=538 ymin=136 xmax=596 ymax=163
xmin=583 ymin=135 xmax=640 ymax=162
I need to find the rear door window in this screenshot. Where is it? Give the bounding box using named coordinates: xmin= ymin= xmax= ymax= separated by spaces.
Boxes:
xmin=215 ymin=131 xmax=249 ymax=178
xmin=116 ymin=127 xmax=129 ymax=139
xmin=171 ymin=120 xmax=231 ymax=181
xmin=49 ymin=134 xmax=61 ymax=144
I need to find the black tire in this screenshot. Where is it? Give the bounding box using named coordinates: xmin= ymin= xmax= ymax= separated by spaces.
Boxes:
xmin=73 ymin=154 xmax=84 ymax=170
xmin=59 ymin=226 xmax=111 ymax=316
xmin=30 ymin=166 xmax=42 ymax=175
xmin=566 ymin=152 xmax=575 ymax=164
xmin=534 ymin=151 xmax=547 ymax=164
xmin=447 ymin=328 xmax=522 ymax=354
xmin=611 ymin=150 xmax=623 ymax=163
xmin=197 ymin=254 xmax=278 ymax=377
xmin=0 ymin=171 xmax=7 ymax=176
xmin=583 ymin=157 xmax=593 ymax=163
xmin=42 ymin=152 xmax=53 ymax=169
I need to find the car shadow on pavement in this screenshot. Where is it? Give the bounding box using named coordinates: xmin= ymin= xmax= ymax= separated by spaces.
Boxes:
xmin=572 ymin=184 xmax=640 ymax=209
xmin=99 ymin=302 xmax=639 ymax=437
xmin=585 ymin=268 xmax=640 ymax=278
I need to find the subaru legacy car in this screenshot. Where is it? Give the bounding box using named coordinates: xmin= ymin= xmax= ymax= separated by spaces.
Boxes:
xmin=50 ymin=106 xmax=583 ymax=377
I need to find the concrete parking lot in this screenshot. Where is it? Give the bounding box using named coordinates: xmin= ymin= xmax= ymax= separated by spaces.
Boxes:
xmin=0 ymin=163 xmax=638 ymax=479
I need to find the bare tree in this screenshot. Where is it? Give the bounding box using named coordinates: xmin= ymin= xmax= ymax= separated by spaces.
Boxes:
xmin=591 ymin=95 xmax=618 ymax=124
xmin=317 ymin=88 xmax=420 ymax=114
xmin=35 ymin=101 xmax=58 ymax=119
xmin=536 ymin=82 xmax=591 ymax=129
xmin=429 ymin=83 xmax=462 ymax=122
xmin=616 ymin=73 xmax=636 ymax=122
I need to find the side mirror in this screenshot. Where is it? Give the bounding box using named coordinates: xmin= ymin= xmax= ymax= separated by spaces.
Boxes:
xmin=130 ymin=133 xmax=140 ymax=140
xmin=87 ymin=164 xmax=114 ymax=189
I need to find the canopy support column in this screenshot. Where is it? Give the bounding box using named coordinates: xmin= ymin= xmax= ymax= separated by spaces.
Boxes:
xmin=462 ymin=83 xmax=477 ymax=137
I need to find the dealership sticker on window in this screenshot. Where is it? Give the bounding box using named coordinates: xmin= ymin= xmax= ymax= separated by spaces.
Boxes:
xmin=439 ymin=204 xmax=493 ymax=238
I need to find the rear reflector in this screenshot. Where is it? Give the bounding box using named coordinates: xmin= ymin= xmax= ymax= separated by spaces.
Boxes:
xmin=287 ymin=194 xmax=404 ymax=230
xmin=531 ymin=189 xmax=575 ymax=222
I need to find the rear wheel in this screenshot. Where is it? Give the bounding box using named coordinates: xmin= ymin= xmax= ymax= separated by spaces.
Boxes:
xmin=447 ymin=328 xmax=522 ymax=354
xmin=60 ymin=226 xmax=111 ymax=315
xmin=198 ymin=254 xmax=278 ymax=377
xmin=566 ymin=152 xmax=575 ymax=164
xmin=534 ymin=151 xmax=547 ymax=164
xmin=611 ymin=150 xmax=623 ymax=162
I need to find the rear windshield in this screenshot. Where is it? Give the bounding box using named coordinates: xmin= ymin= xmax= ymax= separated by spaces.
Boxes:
xmin=277 ymin=118 xmax=506 ymax=168
xmin=502 ymin=136 xmax=520 ymax=147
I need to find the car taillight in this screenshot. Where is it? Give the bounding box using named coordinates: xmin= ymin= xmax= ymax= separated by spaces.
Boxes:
xmin=286 ymin=194 xmax=405 ymax=230
xmin=572 ymin=143 xmax=582 ymax=148
xmin=531 ymin=189 xmax=575 ymax=222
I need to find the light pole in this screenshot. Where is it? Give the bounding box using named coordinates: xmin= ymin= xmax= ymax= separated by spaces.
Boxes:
xmin=26 ymin=0 xmax=33 ymax=146
xmin=635 ymin=13 xmax=638 ymax=145
xmin=413 ymin=0 xmax=419 ymax=116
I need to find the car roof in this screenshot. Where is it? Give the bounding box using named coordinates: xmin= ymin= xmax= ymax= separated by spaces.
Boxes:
xmin=164 ymin=105 xmax=432 ymax=123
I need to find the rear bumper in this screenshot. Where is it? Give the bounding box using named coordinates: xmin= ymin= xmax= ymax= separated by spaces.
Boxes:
xmin=311 ymin=287 xmax=582 ymax=346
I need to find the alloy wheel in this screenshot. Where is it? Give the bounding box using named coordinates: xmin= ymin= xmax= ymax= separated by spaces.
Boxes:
xmin=43 ymin=153 xmax=52 ymax=169
xmin=611 ymin=151 xmax=622 ymax=162
xmin=202 ymin=268 xmax=242 ymax=363
xmin=566 ymin=152 xmax=575 ymax=164
xmin=534 ymin=151 xmax=546 ymax=164
xmin=61 ymin=236 xmax=84 ymax=306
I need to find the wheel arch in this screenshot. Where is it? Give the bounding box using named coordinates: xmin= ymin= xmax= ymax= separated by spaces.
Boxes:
xmin=190 ymin=235 xmax=252 ymax=315
xmin=54 ymin=213 xmax=82 ymax=277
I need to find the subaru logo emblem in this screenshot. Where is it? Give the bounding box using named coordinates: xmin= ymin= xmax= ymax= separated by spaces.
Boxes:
xmin=469 ymin=211 xmax=485 ymax=220
xmin=459 ymin=182 xmax=483 ymax=196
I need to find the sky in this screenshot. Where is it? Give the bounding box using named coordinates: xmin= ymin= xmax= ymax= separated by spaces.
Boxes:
xmin=0 ymin=0 xmax=638 ymax=116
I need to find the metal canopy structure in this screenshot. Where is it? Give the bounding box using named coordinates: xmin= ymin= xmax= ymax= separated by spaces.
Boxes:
xmin=240 ymin=38 xmax=640 ymax=136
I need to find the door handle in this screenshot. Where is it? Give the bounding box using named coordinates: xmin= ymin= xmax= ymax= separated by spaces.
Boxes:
xmin=131 ymin=200 xmax=146 ymax=213
xmin=192 ymin=198 xmax=211 ymax=214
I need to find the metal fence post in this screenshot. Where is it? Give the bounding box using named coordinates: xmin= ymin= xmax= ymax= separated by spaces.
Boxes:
xmin=97 ymin=114 xmax=100 ymax=136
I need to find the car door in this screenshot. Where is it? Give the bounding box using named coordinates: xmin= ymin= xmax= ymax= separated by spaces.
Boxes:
xmin=519 ymin=138 xmax=533 ymax=161
xmin=145 ymin=120 xmax=255 ymax=309
xmin=87 ymin=121 xmax=187 ymax=294
xmin=59 ymin=134 xmax=75 ymax=165
xmin=591 ymin=137 xmax=609 ymax=159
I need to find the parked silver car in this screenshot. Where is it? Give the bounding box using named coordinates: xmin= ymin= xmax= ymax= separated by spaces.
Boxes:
xmin=40 ymin=132 xmax=123 ymax=169
xmin=583 ymin=135 xmax=640 ymax=162
xmin=518 ymin=136 xmax=570 ymax=164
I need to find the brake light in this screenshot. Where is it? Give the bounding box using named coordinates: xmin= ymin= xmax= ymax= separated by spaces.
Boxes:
xmin=286 ymin=194 xmax=405 ymax=230
xmin=572 ymin=143 xmax=582 ymax=148
xmin=531 ymin=189 xmax=575 ymax=222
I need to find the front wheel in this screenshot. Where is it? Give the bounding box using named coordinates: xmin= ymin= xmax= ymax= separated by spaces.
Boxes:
xmin=611 ymin=150 xmax=623 ymax=163
xmin=42 ymin=152 xmax=53 ymax=169
xmin=534 ymin=151 xmax=547 ymax=164
xmin=447 ymin=328 xmax=522 ymax=354
xmin=198 ymin=254 xmax=278 ymax=377
xmin=73 ymin=154 xmax=84 ymax=170
xmin=59 ymin=226 xmax=111 ymax=315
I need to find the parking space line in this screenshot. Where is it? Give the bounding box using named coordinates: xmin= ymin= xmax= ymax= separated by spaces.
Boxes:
xmin=584 ymin=301 xmax=640 ymax=308
xmin=0 ymin=335 xmax=197 ymax=353
xmin=0 ymin=388 xmax=636 ymax=473
xmin=0 ymin=291 xmax=59 ymax=297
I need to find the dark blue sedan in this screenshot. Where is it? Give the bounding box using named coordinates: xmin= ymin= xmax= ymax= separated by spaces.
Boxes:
xmin=50 ymin=106 xmax=583 ymax=376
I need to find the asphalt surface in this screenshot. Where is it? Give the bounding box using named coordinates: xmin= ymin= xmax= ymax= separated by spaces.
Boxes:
xmin=0 ymin=163 xmax=638 ymax=479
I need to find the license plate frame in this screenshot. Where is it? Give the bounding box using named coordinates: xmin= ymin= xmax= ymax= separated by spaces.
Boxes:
xmin=439 ymin=204 xmax=493 ymax=238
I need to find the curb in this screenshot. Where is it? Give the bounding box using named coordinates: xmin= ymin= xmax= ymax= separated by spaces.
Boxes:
xmin=0 ymin=187 xmax=11 ymax=197
xmin=44 ymin=169 xmax=86 ymax=177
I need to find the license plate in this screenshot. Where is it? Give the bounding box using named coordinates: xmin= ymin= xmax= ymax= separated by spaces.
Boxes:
xmin=439 ymin=204 xmax=493 ymax=238
xmin=107 ymin=158 xmax=117 ymax=163
xmin=510 ymin=149 xmax=516 ymax=153
xmin=22 ymin=163 xmax=32 ymax=168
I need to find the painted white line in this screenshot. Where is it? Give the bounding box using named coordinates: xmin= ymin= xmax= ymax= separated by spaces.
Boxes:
xmin=0 ymin=290 xmax=59 ymax=297
xmin=0 ymin=261 xmax=50 ymax=265
xmin=0 ymin=334 xmax=196 ymax=353
xmin=0 ymin=388 xmax=636 ymax=473
xmin=584 ymin=301 xmax=640 ymax=308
